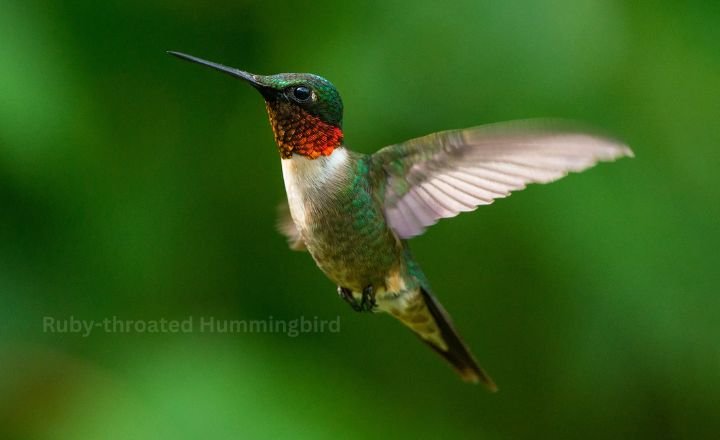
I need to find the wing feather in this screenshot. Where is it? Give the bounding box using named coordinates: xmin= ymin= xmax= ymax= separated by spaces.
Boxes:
xmin=372 ymin=120 xmax=633 ymax=239
xmin=276 ymin=202 xmax=307 ymax=251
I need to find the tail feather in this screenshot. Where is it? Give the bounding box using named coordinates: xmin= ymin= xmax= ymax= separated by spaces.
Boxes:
xmin=390 ymin=287 xmax=497 ymax=391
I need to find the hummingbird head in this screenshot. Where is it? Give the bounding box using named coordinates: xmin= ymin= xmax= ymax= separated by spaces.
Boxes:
xmin=169 ymin=51 xmax=344 ymax=159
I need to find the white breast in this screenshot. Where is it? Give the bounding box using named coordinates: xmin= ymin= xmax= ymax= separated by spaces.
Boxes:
xmin=280 ymin=148 xmax=350 ymax=230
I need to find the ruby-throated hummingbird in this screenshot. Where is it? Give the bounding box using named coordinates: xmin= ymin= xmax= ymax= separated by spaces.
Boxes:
xmin=169 ymin=51 xmax=632 ymax=390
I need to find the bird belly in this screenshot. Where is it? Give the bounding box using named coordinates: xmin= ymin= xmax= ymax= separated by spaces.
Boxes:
xmin=303 ymin=217 xmax=397 ymax=291
xmin=281 ymin=151 xmax=400 ymax=291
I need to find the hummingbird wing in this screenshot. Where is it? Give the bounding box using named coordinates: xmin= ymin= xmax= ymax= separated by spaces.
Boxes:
xmin=371 ymin=119 xmax=633 ymax=239
xmin=276 ymin=202 xmax=307 ymax=251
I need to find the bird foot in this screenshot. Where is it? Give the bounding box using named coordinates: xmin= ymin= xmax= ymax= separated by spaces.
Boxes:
xmin=337 ymin=286 xmax=362 ymax=312
xmin=337 ymin=285 xmax=376 ymax=312
xmin=360 ymin=285 xmax=376 ymax=312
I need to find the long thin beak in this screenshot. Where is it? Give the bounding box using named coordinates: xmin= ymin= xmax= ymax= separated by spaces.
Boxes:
xmin=167 ymin=51 xmax=267 ymax=89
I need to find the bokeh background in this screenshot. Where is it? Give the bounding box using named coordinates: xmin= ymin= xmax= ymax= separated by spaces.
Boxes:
xmin=1 ymin=0 xmax=718 ymax=438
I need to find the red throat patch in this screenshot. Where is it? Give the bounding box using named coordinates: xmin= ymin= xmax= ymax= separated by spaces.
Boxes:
xmin=265 ymin=100 xmax=344 ymax=159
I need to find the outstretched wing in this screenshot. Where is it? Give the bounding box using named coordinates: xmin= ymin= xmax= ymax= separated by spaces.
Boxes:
xmin=372 ymin=120 xmax=633 ymax=239
xmin=276 ymin=202 xmax=306 ymax=251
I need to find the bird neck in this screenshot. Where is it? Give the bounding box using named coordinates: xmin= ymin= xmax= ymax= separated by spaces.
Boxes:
xmin=265 ymin=100 xmax=344 ymax=159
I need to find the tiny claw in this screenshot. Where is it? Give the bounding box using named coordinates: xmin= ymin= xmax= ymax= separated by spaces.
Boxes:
xmin=337 ymin=286 xmax=362 ymax=312
xmin=360 ymin=285 xmax=376 ymax=312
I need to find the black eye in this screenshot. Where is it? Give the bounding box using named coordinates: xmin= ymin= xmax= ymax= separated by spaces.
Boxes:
xmin=291 ymin=86 xmax=312 ymax=102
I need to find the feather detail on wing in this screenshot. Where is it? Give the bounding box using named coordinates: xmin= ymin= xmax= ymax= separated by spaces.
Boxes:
xmin=372 ymin=119 xmax=633 ymax=239
xmin=276 ymin=202 xmax=306 ymax=251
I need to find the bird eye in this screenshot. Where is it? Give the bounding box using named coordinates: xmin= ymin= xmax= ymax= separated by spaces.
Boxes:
xmin=291 ymin=86 xmax=312 ymax=102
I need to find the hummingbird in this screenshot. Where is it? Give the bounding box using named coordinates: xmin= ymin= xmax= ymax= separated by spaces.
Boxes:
xmin=169 ymin=51 xmax=633 ymax=390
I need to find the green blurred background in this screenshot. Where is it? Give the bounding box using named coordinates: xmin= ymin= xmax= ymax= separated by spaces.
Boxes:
xmin=1 ymin=0 xmax=718 ymax=438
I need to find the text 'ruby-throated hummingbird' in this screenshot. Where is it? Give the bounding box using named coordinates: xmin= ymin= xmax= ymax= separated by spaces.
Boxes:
xmin=169 ymin=51 xmax=633 ymax=390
